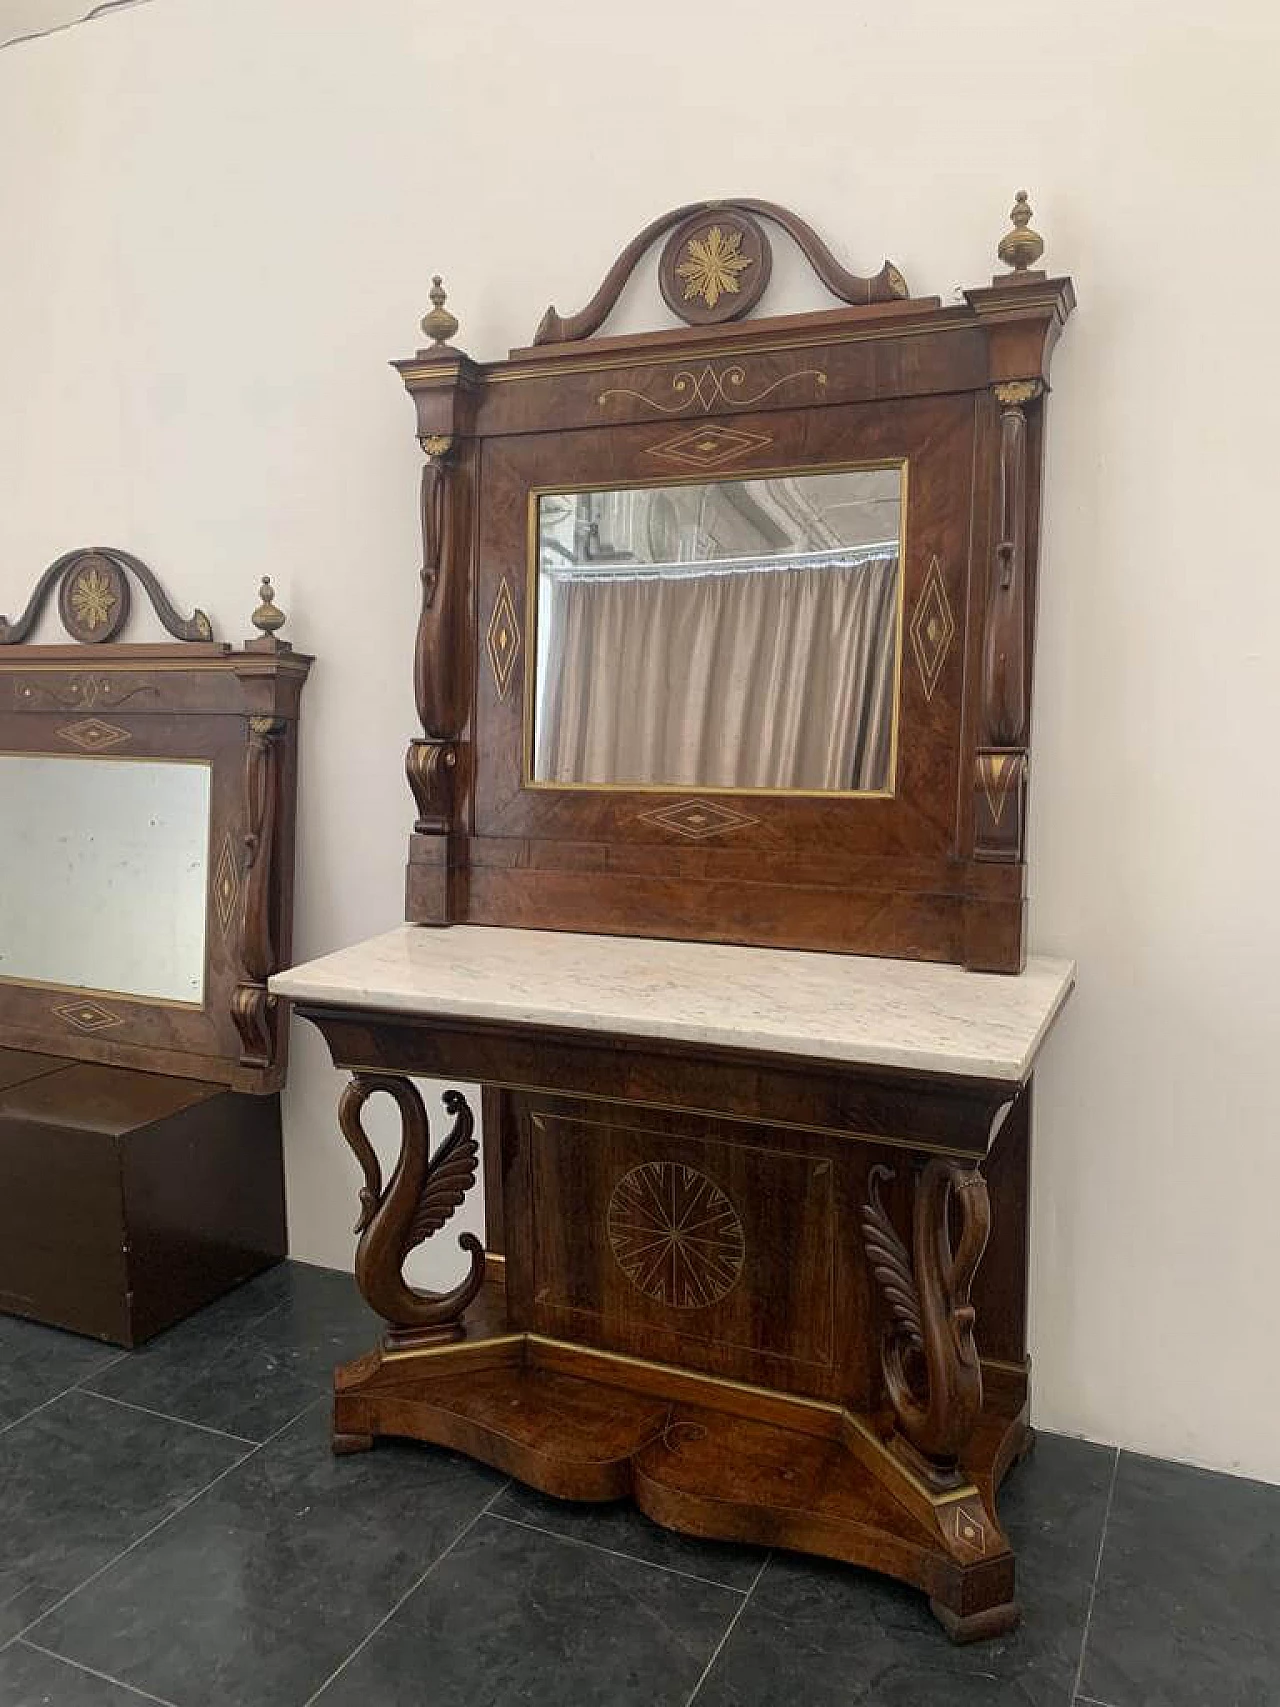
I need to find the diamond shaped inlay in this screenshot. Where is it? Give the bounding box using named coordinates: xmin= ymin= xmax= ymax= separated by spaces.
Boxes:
xmin=636 ymin=798 xmax=759 ymax=841
xmin=213 ymin=832 xmax=241 ymax=939
xmin=57 ymin=717 xmax=131 ymax=753
xmin=486 ymin=576 xmax=521 ymax=701
xmin=909 ymin=555 xmax=956 ymax=702
xmin=646 ymin=423 xmax=774 ymax=469
xmin=54 ymin=999 xmax=125 ymax=1034
xmin=949 ymin=1504 xmax=988 ymax=1559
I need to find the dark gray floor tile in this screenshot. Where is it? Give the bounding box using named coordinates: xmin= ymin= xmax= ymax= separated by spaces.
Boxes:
xmin=0 ymin=1389 xmax=246 ymax=1642
xmin=1081 ymin=1451 xmax=1280 ymax=1707
xmin=0 ymin=1642 xmax=168 ymax=1706
xmin=312 ymin=1511 xmax=742 ymax=1707
xmin=0 ymin=1312 xmax=123 ymax=1431
xmin=83 ymin=1260 xmax=379 ymax=1442
xmin=493 ymin=1480 xmax=767 ymax=1589
xmin=695 ymin=1432 xmax=1115 ymax=1707
xmin=31 ymin=1404 xmax=505 ymax=1707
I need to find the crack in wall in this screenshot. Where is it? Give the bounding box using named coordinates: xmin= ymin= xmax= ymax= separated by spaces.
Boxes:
xmin=1 ymin=0 xmax=158 ymax=53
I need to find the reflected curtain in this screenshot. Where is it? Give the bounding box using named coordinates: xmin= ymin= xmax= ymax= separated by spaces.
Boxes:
xmin=535 ymin=553 xmax=899 ymax=791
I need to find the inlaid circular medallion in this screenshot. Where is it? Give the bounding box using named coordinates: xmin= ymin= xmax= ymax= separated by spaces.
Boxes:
xmin=607 ymin=1161 xmax=746 ymax=1309
xmin=58 ymin=553 xmax=129 ymax=643
xmin=659 ymin=210 xmax=771 ymax=326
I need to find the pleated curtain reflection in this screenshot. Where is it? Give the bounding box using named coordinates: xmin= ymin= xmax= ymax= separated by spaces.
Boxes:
xmin=535 ymin=554 xmax=899 ymax=791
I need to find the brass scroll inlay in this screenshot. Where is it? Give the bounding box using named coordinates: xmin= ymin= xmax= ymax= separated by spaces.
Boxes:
xmin=598 ymin=362 xmax=828 ymax=417
xmin=18 ymin=676 xmax=155 ymax=712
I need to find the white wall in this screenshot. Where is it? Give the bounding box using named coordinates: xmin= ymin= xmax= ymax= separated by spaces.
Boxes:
xmin=1 ymin=0 xmax=1276 ymax=1482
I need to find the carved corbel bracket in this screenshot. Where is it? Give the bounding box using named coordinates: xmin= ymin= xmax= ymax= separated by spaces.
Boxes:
xmin=860 ymin=1159 xmax=992 ymax=1484
xmin=338 ymin=1074 xmax=486 ymax=1349
xmin=231 ymin=713 xmax=286 ymax=1066
xmin=406 ymin=737 xmax=462 ymax=835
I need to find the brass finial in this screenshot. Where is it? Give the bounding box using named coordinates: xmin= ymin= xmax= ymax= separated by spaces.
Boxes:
xmin=420 ymin=275 xmax=459 ymax=347
xmin=997 ymin=190 xmax=1045 ymax=275
xmin=251 ymin=577 xmax=286 ymax=637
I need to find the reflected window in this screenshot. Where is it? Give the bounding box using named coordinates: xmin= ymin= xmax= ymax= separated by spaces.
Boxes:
xmin=532 ymin=467 xmax=902 ymax=793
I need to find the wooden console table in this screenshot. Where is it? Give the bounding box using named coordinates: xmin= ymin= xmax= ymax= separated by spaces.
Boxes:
xmin=273 ymin=925 xmax=1073 ymax=1641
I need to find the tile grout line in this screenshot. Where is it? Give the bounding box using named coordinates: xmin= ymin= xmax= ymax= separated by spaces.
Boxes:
xmin=11 ymin=1397 xmax=324 ymax=1649
xmin=0 ymin=1345 xmax=134 ymax=1438
xmin=1071 ymin=1446 xmax=1121 ymax=1702
xmin=684 ymin=1550 xmax=773 ymax=1706
xmin=19 ymin=1638 xmax=182 ymax=1707
xmin=299 ymin=1481 xmax=513 ymax=1707
xmin=78 ymin=1386 xmax=261 ymax=1446
xmin=0 ymin=1382 xmax=87 ymax=1439
xmin=0 ymin=1278 xmax=297 ymax=1443
xmin=488 ymin=1510 xmax=754 ymax=1594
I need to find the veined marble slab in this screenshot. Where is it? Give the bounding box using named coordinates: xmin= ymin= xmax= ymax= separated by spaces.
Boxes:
xmin=271 ymin=925 xmax=1074 ymax=1083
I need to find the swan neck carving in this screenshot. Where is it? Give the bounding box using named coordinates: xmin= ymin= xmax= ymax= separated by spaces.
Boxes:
xmin=338 ymin=1074 xmax=485 ymax=1339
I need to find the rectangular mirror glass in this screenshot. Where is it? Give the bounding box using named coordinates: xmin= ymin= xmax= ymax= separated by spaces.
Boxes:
xmin=531 ymin=465 xmax=903 ymax=793
xmin=0 ymin=755 xmax=212 ymax=1005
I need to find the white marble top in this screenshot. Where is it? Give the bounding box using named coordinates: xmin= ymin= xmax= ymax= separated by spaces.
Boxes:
xmin=271 ymin=925 xmax=1074 ymax=1083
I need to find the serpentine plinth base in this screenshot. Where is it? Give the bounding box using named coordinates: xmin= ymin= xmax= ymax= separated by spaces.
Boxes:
xmin=331 ymin=1282 xmax=1029 ymax=1643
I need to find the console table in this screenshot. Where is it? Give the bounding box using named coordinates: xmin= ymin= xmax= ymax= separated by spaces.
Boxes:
xmin=273 ymin=924 xmax=1073 ymax=1641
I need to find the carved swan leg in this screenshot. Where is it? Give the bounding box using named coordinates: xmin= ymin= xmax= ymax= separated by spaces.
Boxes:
xmin=861 ymin=1158 xmax=1018 ymax=1640
xmin=338 ymin=1074 xmax=485 ymax=1355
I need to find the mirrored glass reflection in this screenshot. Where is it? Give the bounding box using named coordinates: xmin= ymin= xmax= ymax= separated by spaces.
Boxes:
xmin=532 ymin=467 xmax=903 ymax=792
xmin=0 ymin=755 xmax=211 ymax=1003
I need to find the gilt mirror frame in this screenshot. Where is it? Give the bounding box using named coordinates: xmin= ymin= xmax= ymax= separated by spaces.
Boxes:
xmin=0 ymin=550 xmax=311 ymax=1090
xmin=396 ymin=194 xmax=1074 ymax=972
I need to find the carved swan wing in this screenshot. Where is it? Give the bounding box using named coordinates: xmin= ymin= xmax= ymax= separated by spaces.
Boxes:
xmin=405 ymin=1088 xmax=481 ymax=1253
xmin=860 ymin=1164 xmax=923 ymax=1347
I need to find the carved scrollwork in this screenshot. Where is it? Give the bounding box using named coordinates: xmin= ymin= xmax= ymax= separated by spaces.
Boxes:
xmin=406 ymin=738 xmax=459 ymax=834
xmin=338 ymin=1075 xmax=485 ymax=1343
xmin=861 ymin=1160 xmax=991 ymax=1476
xmin=534 ymin=198 xmax=909 ymax=345
xmin=0 ymin=547 xmax=212 ymax=646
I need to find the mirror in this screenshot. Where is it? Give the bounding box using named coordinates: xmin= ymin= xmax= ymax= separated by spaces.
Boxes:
xmin=0 ymin=755 xmax=212 ymax=1005
xmin=531 ymin=465 xmax=904 ymax=793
